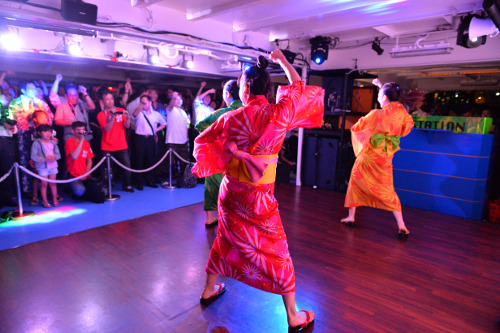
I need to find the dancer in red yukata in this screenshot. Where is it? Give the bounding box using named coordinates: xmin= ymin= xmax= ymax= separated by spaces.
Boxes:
xmin=192 ymin=49 xmax=324 ymax=332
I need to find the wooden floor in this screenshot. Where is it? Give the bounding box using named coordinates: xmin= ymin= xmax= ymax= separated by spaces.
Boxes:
xmin=1 ymin=184 xmax=499 ymax=333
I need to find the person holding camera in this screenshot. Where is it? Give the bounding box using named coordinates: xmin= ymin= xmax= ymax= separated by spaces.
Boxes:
xmin=65 ymin=121 xmax=104 ymax=203
xmin=97 ymin=89 xmax=134 ymax=192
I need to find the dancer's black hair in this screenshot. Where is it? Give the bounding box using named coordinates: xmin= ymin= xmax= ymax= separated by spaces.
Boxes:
xmin=381 ymin=82 xmax=401 ymax=102
xmin=241 ymin=55 xmax=271 ymax=96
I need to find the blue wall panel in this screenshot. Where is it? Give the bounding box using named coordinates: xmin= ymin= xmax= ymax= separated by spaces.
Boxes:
xmin=393 ymin=129 xmax=496 ymax=220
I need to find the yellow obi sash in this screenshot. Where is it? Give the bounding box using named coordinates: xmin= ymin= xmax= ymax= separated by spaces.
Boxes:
xmin=226 ymin=154 xmax=278 ymax=184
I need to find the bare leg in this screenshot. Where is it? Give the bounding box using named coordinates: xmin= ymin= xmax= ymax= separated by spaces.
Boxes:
xmin=393 ymin=210 xmax=409 ymax=233
xmin=341 ymin=207 xmax=356 ymax=222
xmin=48 ymin=174 xmax=58 ymax=206
xmin=40 ymin=178 xmax=49 ymax=206
xmin=200 ymin=273 xmax=219 ymax=299
xmin=283 ymin=294 xmax=314 ymax=327
xmin=205 ymin=210 xmax=217 ymax=225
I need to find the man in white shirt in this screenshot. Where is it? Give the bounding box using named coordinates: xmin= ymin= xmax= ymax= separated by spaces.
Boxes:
xmin=132 ymin=95 xmax=166 ymax=190
xmin=162 ymin=92 xmax=190 ymax=187
xmin=193 ymin=81 xmax=215 ymax=125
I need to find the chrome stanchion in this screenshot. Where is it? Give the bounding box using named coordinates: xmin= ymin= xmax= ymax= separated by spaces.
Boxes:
xmin=11 ymin=162 xmax=34 ymax=219
xmin=164 ymin=148 xmax=175 ymax=189
xmin=105 ymin=153 xmax=120 ymax=201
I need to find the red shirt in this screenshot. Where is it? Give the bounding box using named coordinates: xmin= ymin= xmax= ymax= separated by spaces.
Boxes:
xmin=97 ymin=107 xmax=128 ymax=151
xmin=65 ymin=138 xmax=94 ymax=178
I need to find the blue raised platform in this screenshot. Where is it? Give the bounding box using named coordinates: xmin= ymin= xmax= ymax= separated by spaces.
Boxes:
xmin=393 ymin=129 xmax=497 ymax=220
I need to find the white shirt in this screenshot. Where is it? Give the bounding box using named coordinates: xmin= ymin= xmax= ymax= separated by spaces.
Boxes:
xmin=165 ymin=107 xmax=190 ymax=144
xmin=134 ymin=107 xmax=167 ymax=136
xmin=193 ymin=97 xmax=214 ymax=124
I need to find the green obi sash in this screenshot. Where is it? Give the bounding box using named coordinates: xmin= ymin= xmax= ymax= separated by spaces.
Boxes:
xmin=370 ymin=133 xmax=401 ymax=152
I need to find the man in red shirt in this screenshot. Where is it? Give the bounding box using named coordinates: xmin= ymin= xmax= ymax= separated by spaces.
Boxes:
xmin=97 ymin=89 xmax=134 ymax=192
xmin=65 ymin=121 xmax=103 ymax=203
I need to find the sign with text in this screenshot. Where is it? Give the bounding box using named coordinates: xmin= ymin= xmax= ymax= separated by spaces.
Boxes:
xmin=412 ymin=116 xmax=492 ymax=134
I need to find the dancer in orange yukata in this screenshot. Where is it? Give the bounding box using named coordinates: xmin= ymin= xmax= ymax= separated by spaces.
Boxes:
xmin=342 ymin=80 xmax=414 ymax=238
xmin=192 ymin=49 xmax=324 ymax=331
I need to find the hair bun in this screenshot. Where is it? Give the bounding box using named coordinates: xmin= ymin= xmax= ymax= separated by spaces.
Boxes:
xmin=256 ymin=55 xmax=269 ymax=70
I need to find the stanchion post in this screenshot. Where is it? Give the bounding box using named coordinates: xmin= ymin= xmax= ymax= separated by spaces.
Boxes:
xmin=105 ymin=153 xmax=120 ymax=201
xmin=164 ymin=148 xmax=175 ymax=189
xmin=11 ymin=162 xmax=34 ymax=219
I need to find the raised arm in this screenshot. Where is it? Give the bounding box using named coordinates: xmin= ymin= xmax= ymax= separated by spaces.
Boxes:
xmin=269 ymin=49 xmax=300 ymax=83
xmin=121 ymin=78 xmax=132 ymax=108
xmin=49 ymin=74 xmax=63 ymax=107
xmin=196 ymin=81 xmax=206 ymax=98
xmin=198 ymin=88 xmax=216 ymax=101
xmin=78 ymin=85 xmax=96 ymax=111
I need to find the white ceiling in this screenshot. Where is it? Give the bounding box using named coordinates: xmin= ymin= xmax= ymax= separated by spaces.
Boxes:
xmin=155 ymin=0 xmax=478 ymax=41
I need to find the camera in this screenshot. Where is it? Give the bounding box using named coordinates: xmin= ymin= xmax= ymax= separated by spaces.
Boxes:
xmin=83 ymin=130 xmax=93 ymax=136
xmin=114 ymin=111 xmax=123 ymax=115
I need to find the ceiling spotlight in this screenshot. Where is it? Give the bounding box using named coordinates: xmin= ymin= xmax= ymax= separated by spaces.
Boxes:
xmin=371 ymin=38 xmax=384 ymax=55
xmin=456 ymin=14 xmax=490 ymax=48
xmin=0 ymin=30 xmax=21 ymax=51
xmin=182 ymin=54 xmax=194 ymax=69
xmin=145 ymin=46 xmax=160 ymax=64
xmin=281 ymin=49 xmax=297 ymax=64
xmin=310 ymin=36 xmax=331 ymax=65
xmin=63 ymin=35 xmax=83 ymax=56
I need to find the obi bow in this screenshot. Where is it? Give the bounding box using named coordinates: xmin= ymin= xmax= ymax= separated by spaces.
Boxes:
xmin=370 ymin=133 xmax=401 ymax=152
xmin=223 ymin=140 xmax=278 ymax=184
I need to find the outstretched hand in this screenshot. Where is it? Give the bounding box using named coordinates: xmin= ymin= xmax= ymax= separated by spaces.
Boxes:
xmin=372 ymin=78 xmax=382 ymax=88
xmin=269 ymin=49 xmax=286 ymax=63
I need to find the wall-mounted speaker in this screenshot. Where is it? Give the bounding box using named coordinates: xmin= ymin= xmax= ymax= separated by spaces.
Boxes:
xmin=61 ymin=0 xmax=98 ymax=26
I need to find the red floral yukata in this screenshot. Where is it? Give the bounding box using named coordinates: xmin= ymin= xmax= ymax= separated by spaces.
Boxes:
xmin=192 ymin=81 xmax=324 ymax=295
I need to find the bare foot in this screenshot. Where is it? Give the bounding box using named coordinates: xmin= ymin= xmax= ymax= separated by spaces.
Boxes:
xmin=288 ymin=309 xmax=315 ymax=327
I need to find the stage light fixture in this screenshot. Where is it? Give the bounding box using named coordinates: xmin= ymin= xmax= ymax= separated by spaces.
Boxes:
xmin=456 ymin=14 xmax=499 ymax=48
xmin=0 ymin=29 xmax=21 ymax=51
xmin=145 ymin=47 xmax=160 ymax=64
xmin=63 ymin=35 xmax=83 ymax=56
xmin=371 ymin=38 xmax=384 ymax=55
xmin=281 ymin=49 xmax=297 ymax=64
xmin=310 ymin=36 xmax=331 ymax=65
xmin=181 ymin=54 xmax=194 ymax=69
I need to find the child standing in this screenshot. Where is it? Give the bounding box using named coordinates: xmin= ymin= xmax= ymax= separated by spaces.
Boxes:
xmin=30 ymin=124 xmax=61 ymax=208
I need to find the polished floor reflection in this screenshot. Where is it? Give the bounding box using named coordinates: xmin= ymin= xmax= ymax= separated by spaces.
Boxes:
xmin=0 ymin=184 xmax=499 ymax=332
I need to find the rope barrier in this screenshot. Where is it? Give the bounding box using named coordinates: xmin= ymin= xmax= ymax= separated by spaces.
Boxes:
xmin=0 ymin=166 xmax=13 ymax=183
xmin=169 ymin=148 xmax=192 ymax=164
xmin=9 ymin=147 xmax=189 ymax=185
xmin=109 ymin=148 xmax=171 ymax=173
xmin=17 ymin=156 xmax=107 ymax=184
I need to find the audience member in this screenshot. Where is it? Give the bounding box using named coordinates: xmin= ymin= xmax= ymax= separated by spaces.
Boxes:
xmin=0 ymin=117 xmax=18 ymax=208
xmin=65 ymin=121 xmax=104 ymax=203
xmin=50 ymin=74 xmax=96 ymax=142
xmin=8 ymin=81 xmax=53 ymax=194
xmin=132 ymin=95 xmax=166 ymax=190
xmin=161 ymin=92 xmax=190 ymax=187
xmin=193 ymin=81 xmax=215 ymax=124
xmin=97 ymin=89 xmax=134 ymax=192
xmin=30 ymin=124 xmax=60 ymax=208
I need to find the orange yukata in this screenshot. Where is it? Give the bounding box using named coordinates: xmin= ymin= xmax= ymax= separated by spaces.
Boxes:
xmin=345 ymin=101 xmax=414 ymax=211
xmin=192 ymin=81 xmax=324 ymax=295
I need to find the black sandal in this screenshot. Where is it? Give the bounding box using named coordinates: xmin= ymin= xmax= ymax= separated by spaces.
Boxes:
xmin=340 ymin=218 xmax=355 ymax=228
